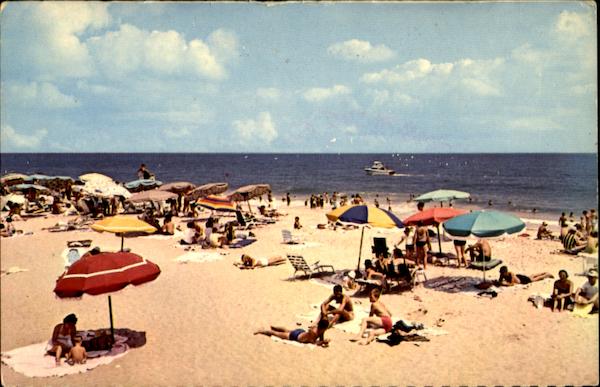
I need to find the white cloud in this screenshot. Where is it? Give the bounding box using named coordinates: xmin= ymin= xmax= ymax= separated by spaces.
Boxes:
xmin=507 ymin=117 xmax=562 ymax=130
xmin=460 ymin=78 xmax=501 ymax=96
xmin=328 ymin=39 xmax=395 ymax=63
xmin=342 ymin=125 xmax=358 ymax=134
xmin=163 ymin=127 xmax=192 ymax=138
xmin=554 ymin=10 xmax=593 ymax=40
xmin=233 ymin=112 xmax=278 ymax=144
xmin=361 ymin=58 xmax=454 ymax=84
xmin=28 ymin=2 xmax=111 ymax=78
xmin=257 ymin=87 xmax=281 ymax=100
xmin=1 ymin=124 xmax=48 ymax=149
xmin=303 ymin=85 xmax=351 ymax=102
xmin=87 ymin=24 xmax=236 ymax=80
xmin=4 ymin=82 xmax=80 ymax=108
xmin=511 ymin=43 xmax=547 ymax=64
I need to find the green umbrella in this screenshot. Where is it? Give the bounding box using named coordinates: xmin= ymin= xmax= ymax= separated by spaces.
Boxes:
xmin=414 ymin=189 xmax=470 ymax=207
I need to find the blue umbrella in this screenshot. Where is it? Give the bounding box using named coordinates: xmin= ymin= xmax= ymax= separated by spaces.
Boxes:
xmin=443 ymin=210 xmax=525 ymax=282
xmin=124 ymin=179 xmax=163 ymax=192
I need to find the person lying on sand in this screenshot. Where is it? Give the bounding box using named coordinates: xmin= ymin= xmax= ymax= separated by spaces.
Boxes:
xmin=551 ymin=269 xmax=573 ymax=312
xmin=572 ymin=269 xmax=598 ymax=311
xmin=254 ymin=318 xmax=330 ymax=347
xmin=495 ymin=265 xmax=554 ymax=286
xmin=350 ymin=288 xmax=393 ymax=345
xmin=319 ymin=284 xmax=354 ymax=327
xmin=234 ymin=254 xmax=286 ymax=269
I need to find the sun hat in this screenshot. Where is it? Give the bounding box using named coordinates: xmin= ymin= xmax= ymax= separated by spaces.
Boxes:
xmin=586 ymin=268 xmax=598 ymax=278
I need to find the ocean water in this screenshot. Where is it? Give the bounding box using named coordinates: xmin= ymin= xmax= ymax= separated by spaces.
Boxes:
xmin=1 ymin=153 xmax=597 ymax=217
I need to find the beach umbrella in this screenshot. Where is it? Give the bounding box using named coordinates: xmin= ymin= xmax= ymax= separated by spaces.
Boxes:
xmin=443 ymin=210 xmax=525 ymax=282
xmin=1 ymin=173 xmax=27 ymax=186
xmin=54 ymin=251 xmax=161 ymax=342
xmin=196 ymin=195 xmax=236 ymax=212
xmin=158 ymin=181 xmax=196 ymax=193
xmin=79 ymin=173 xmax=114 ymax=183
xmin=124 ymin=179 xmax=163 ymax=193
xmin=403 ymin=207 xmax=468 ymax=254
xmin=9 ymin=183 xmax=50 ymax=193
xmin=326 ymin=205 xmax=404 ymax=273
xmin=1 ymin=193 xmax=26 ymax=209
xmin=229 ymin=184 xmax=271 ymax=213
xmin=79 ymin=180 xmax=132 ymax=199
xmin=128 ymin=190 xmax=177 ymax=203
xmin=186 ymin=182 xmax=229 ymax=201
xmin=414 ymin=189 xmax=470 ymax=207
xmin=91 ymin=216 xmax=157 ymax=251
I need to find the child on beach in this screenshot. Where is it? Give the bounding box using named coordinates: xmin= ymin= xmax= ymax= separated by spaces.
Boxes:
xmin=66 ymin=336 xmax=87 ymax=365
xmin=293 ymin=216 xmax=302 ymax=230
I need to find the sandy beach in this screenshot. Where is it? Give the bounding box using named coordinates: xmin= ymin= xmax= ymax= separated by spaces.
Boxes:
xmin=1 ymin=199 xmax=598 ymax=386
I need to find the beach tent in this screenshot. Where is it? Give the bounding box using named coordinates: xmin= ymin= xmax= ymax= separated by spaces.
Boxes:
xmin=403 ymin=207 xmax=467 ymax=254
xmin=326 ymin=204 xmax=404 ymax=273
xmin=443 ymin=210 xmax=525 ymax=283
xmin=91 ymin=216 xmax=156 ymax=251
xmin=54 ymin=251 xmax=161 ymax=342
xmin=186 ymin=182 xmax=229 ymax=201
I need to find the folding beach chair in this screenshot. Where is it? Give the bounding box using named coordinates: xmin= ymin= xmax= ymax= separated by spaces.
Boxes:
xmin=372 ymin=237 xmax=390 ymax=258
xmin=235 ymin=210 xmax=256 ymax=230
xmin=286 ymin=254 xmax=335 ymax=280
xmin=282 ymin=229 xmax=302 ymax=244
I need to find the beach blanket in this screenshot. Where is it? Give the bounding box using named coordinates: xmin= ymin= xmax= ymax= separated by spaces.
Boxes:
xmin=1 ymin=335 xmax=129 ymax=378
xmin=229 ymin=238 xmax=257 ymax=249
xmin=425 ymin=276 xmax=481 ymax=293
xmin=145 ymin=230 xmax=184 ymax=240
xmin=572 ymin=303 xmax=595 ymax=318
xmin=297 ymin=303 xmax=370 ymax=335
xmin=175 ymin=251 xmax=226 ymax=264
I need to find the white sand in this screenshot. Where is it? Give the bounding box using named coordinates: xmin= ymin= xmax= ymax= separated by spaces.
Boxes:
xmin=1 ymin=200 xmax=598 ymax=386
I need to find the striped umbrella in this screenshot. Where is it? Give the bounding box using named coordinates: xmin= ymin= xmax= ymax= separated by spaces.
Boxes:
xmin=196 ymin=195 xmax=236 ymax=212
xmin=91 ymin=216 xmax=157 ymax=251
xmin=186 ymin=182 xmax=229 ymax=201
xmin=326 ymin=205 xmax=404 ymax=272
xmin=54 ymin=251 xmax=161 ymax=342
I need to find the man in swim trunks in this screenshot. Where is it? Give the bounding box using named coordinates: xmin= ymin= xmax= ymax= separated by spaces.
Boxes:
xmin=254 ymin=318 xmax=330 ymax=347
xmin=572 ymin=269 xmax=598 ymax=311
xmin=413 ymin=221 xmax=431 ymax=269
xmin=496 ymin=265 xmax=554 ymax=286
xmin=319 ymin=285 xmax=354 ymax=327
xmin=350 ymin=288 xmax=393 ymax=345
xmin=465 ymin=239 xmax=492 ymax=262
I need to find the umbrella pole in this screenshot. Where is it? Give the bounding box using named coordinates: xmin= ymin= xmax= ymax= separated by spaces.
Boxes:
xmin=121 ymin=235 xmax=124 ymax=252
xmin=356 ymin=226 xmax=365 ymax=274
xmin=247 ymin=200 xmax=252 ymax=214
xmin=436 ymin=223 xmax=442 ymax=254
xmin=108 ymin=295 xmax=115 ymax=344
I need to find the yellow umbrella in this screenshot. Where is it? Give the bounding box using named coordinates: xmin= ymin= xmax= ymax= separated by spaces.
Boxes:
xmin=91 ymin=216 xmax=157 ymax=251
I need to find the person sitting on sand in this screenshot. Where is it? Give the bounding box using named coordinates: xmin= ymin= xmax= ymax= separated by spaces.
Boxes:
xmin=536 ymin=222 xmax=555 ymax=240
xmin=180 ymin=221 xmax=200 ymax=245
xmin=350 ymin=288 xmax=393 ymax=345
xmin=584 ymin=231 xmax=598 ymax=254
xmin=161 ymin=213 xmax=175 ymax=235
xmin=465 ymin=239 xmax=492 ymax=262
xmin=319 ymin=285 xmax=354 ymax=327
xmin=234 ymin=254 xmax=286 ymax=269
xmin=293 ymin=216 xmax=302 ymax=230
xmin=66 ymin=336 xmax=87 ymax=365
xmin=254 ymin=318 xmax=331 ymax=347
xmin=47 ymin=313 xmax=78 ymax=366
xmin=551 ymin=269 xmax=574 ymax=312
xmin=495 ymin=265 xmax=554 ymax=286
xmin=364 ymin=259 xmax=388 ymax=288
xmin=562 ymin=227 xmax=587 ymax=253
xmin=572 ymin=269 xmax=598 ymax=311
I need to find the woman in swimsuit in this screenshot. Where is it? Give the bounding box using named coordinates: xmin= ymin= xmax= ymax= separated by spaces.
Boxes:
xmin=48 ymin=313 xmax=78 ymax=366
xmin=254 ymin=319 xmax=330 ymax=346
xmin=234 ymin=254 xmax=286 ymax=269
xmin=551 ymin=269 xmax=573 ymax=311
xmin=413 ymin=222 xmax=431 ymax=269
xmin=350 ymin=288 xmax=393 ymax=345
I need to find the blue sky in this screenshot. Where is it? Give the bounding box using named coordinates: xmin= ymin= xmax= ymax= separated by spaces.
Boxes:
xmin=0 ymin=1 xmax=596 ymax=153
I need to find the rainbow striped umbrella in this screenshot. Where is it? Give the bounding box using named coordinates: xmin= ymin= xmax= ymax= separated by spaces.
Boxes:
xmin=196 ymin=195 xmax=236 ymax=212
xmin=326 ymin=205 xmax=404 ymax=272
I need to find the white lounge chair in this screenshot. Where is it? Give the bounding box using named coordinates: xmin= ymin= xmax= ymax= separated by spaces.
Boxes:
xmin=282 ymin=229 xmax=302 ymax=244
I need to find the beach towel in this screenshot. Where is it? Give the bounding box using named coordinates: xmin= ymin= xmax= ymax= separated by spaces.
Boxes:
xmin=229 ymin=238 xmax=257 ymax=249
xmin=60 ymin=247 xmax=92 ymax=267
xmin=145 ymin=230 xmax=184 ymax=240
xmin=425 ymin=276 xmax=481 ymax=293
xmin=175 ymin=251 xmax=225 ymax=264
xmin=297 ymin=303 xmax=371 ymax=335
xmin=1 ymin=336 xmax=129 ymax=378
xmin=0 ymin=266 xmax=29 ymax=277
xmin=571 ymin=303 xmax=595 ymax=318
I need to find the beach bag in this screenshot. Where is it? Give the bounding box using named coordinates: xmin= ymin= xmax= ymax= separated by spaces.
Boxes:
xmin=83 ymin=332 xmax=114 ymax=351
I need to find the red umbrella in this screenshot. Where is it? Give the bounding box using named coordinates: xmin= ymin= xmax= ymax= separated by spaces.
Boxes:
xmin=403 ymin=207 xmax=467 ymax=254
xmin=54 ymin=251 xmax=161 ymax=341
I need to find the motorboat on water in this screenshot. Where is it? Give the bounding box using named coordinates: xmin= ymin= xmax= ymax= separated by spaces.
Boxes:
xmin=364 ymin=161 xmax=395 ymax=175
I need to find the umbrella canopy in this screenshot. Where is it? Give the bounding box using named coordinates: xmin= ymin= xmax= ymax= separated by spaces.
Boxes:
xmin=414 ymin=189 xmax=470 ymax=205
xmin=1 ymin=173 xmax=27 ymax=185
xmin=124 ymin=179 xmax=163 ymax=192
xmin=54 ymin=251 xmax=161 ymax=341
xmin=186 ymin=182 xmax=229 ymax=200
xmin=326 ymin=205 xmax=404 ymax=272
xmin=443 ymin=210 xmax=525 ymax=282
xmin=79 ymin=173 xmax=115 ymax=183
xmin=403 ymin=207 xmax=468 ymax=254
xmin=128 ymin=190 xmax=177 ymax=203
xmin=158 ymin=181 xmax=196 ymax=193
xmin=229 ymin=184 xmax=271 ymax=202
xmin=77 ymin=180 xmax=132 ymax=199
xmin=91 ymin=216 xmax=156 ymax=250
xmin=442 ymin=210 xmax=525 ymax=239
xmin=9 ymin=183 xmax=50 ymax=193
xmin=1 ymin=193 xmax=26 ymax=208
xmin=196 ymin=195 xmax=236 ymax=212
